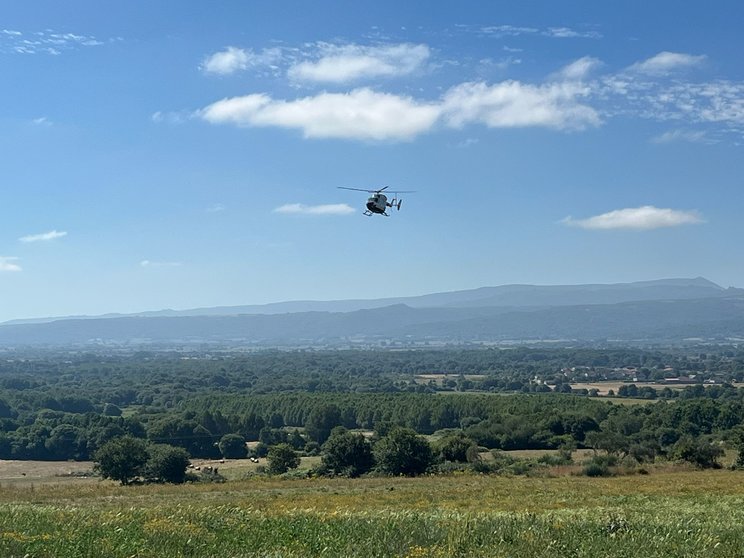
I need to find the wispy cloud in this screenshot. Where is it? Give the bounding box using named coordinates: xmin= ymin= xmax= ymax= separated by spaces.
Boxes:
xmin=274 ymin=203 xmax=355 ymax=215
xmin=151 ymin=110 xmax=193 ymax=125
xmin=31 ymin=116 xmax=52 ymax=126
xmin=288 ymin=43 xmax=430 ymax=83
xmin=19 ymin=230 xmax=67 ymax=243
xmin=626 ymin=51 xmax=706 ymax=75
xmin=477 ymin=24 xmax=538 ymax=38
xmin=545 ymin=27 xmax=602 ymax=39
xmin=206 ymin=203 xmax=226 ymax=213
xmin=596 ymin=75 xmax=744 ymax=133
xmin=0 ymin=29 xmax=110 ymax=55
xmin=650 ymin=129 xmax=713 ymax=144
xmin=472 ymin=24 xmax=601 ymax=40
xmin=200 ymin=88 xmax=441 ymax=141
xmin=562 ymin=206 xmax=704 ymax=230
xmin=201 ymin=46 xmax=283 ymax=75
xmin=0 ymin=257 xmax=21 ymax=272
xmin=140 ymin=260 xmax=183 ymax=268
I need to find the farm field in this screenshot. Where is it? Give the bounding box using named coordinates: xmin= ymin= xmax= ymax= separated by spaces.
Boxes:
xmin=2 ymin=469 xmax=744 ymax=557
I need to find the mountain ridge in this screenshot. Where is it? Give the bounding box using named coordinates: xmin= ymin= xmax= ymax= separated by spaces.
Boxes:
xmin=0 ymin=278 xmax=743 ymax=347
xmin=1 ymin=277 xmax=727 ymax=325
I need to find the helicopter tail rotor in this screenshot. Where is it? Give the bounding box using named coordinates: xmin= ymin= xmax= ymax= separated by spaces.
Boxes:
xmin=397 ymin=199 xmax=402 ymax=210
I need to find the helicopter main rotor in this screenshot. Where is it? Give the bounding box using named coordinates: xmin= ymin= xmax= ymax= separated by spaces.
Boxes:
xmin=338 ymin=186 xmax=415 ymax=194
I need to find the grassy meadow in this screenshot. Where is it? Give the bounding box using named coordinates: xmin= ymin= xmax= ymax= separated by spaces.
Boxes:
xmin=2 ymin=468 xmax=744 ymax=557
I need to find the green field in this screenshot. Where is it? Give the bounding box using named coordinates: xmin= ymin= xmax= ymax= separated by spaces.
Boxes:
xmin=2 ymin=470 xmax=744 ymax=557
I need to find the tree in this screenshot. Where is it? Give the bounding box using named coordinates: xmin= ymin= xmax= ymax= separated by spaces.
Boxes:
xmin=321 ymin=427 xmax=374 ymax=477
xmin=45 ymin=424 xmax=85 ymax=460
xmin=732 ymin=427 xmax=744 ymax=469
xmin=267 ymin=443 xmax=301 ymax=475
xmin=585 ymin=430 xmax=630 ymax=457
xmin=305 ymin=404 xmax=342 ymax=444
xmin=146 ymin=444 xmax=190 ymax=483
xmin=219 ymin=434 xmax=248 ymax=459
xmin=374 ymin=427 xmax=433 ymax=476
xmin=103 ymin=403 xmax=122 ymax=417
xmin=94 ymin=436 xmax=149 ymax=485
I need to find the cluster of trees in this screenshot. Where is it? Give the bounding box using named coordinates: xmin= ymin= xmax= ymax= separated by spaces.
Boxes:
xmin=94 ymin=436 xmax=190 ymax=485
xmin=95 ymin=425 xmax=472 ymax=484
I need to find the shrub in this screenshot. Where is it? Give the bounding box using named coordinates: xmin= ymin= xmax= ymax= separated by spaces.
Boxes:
xmin=581 ymin=455 xmax=618 ymax=477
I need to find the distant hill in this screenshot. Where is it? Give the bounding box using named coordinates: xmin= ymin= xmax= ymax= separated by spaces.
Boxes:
xmin=1 ymin=277 xmax=727 ymax=324
xmin=0 ymin=278 xmax=742 ymax=347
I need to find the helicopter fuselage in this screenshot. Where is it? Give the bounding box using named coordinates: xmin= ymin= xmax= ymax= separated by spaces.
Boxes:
xmin=366 ymin=193 xmax=389 ymax=215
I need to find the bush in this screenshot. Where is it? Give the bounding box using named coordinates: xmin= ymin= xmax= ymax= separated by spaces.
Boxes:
xmin=581 ymin=455 xmax=618 ymax=477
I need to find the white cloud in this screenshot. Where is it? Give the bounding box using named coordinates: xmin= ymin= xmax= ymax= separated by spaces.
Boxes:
xmin=202 ymin=46 xmax=250 ymax=74
xmin=553 ymin=56 xmax=602 ymax=81
xmin=274 ymin=203 xmax=355 ymax=215
xmin=442 ymin=80 xmax=600 ymax=130
xmin=31 ymin=116 xmax=52 ymax=126
xmin=19 ymin=230 xmax=67 ymax=243
xmin=627 ymin=51 xmax=706 ymax=75
xmin=0 ymin=257 xmax=21 ymax=272
xmin=200 ymin=88 xmax=441 ymax=141
xmin=140 ymin=260 xmax=183 ymax=268
xmin=288 ymin=43 xmax=430 ymax=83
xmin=201 ymin=46 xmax=283 ymax=75
xmin=562 ymin=206 xmax=704 ymax=230
xmin=206 ymin=203 xmax=226 ymax=213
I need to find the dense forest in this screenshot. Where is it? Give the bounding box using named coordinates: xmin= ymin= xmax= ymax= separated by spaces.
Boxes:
xmin=1 ymin=347 xmax=744 ymax=463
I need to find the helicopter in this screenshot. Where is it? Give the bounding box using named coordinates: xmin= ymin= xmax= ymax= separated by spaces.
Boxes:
xmin=338 ymin=186 xmax=415 ymax=216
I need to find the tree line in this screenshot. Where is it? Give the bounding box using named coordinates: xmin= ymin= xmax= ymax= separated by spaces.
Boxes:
xmin=2 ymin=348 xmax=744 ymax=464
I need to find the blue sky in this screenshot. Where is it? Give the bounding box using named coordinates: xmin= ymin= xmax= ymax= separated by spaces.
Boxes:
xmin=1 ymin=1 xmax=743 ymax=321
